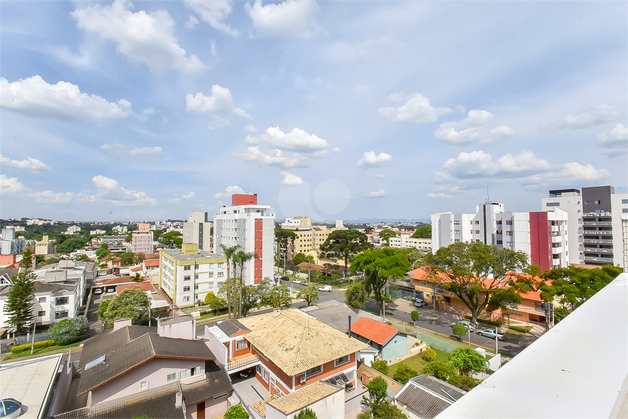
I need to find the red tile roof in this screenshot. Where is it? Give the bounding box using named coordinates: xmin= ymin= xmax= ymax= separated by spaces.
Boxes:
xmin=350 ymin=317 xmax=402 ymax=346
xmin=143 ymin=253 xmax=159 ymax=260
xmin=296 ymin=262 xmax=326 ymax=272
xmin=98 ymin=276 xmax=134 ymax=285
xmin=131 ymin=266 xmax=142 ymax=272
xmin=144 ymin=259 xmax=160 ymax=267
xmin=117 ymin=282 xmax=155 ymax=294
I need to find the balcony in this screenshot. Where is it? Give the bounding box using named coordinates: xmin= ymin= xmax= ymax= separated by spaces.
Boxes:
xmin=583 ymin=230 xmax=613 ymax=236
xmin=583 ymin=221 xmax=612 ymax=227
xmin=551 ymin=236 xmax=563 ymax=243
xmin=584 ymin=248 xmax=614 ymax=255
xmin=584 ymin=256 xmax=614 ymax=264
xmin=552 ymin=247 xmax=562 ymax=254
xmin=583 ymin=238 xmax=613 ymax=245
xmin=227 ymin=354 xmax=259 ymax=372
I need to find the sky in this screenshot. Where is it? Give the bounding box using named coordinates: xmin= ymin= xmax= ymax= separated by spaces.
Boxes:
xmin=1 ymin=0 xmax=626 ymax=222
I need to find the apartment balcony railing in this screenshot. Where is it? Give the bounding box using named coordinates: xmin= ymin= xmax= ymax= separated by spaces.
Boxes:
xmin=583 ymin=238 xmax=613 ymax=245
xmin=582 ymin=211 xmax=612 ymax=218
xmin=227 ymin=354 xmax=259 ymax=371
xmin=584 ymin=248 xmax=614 ymax=255
xmin=583 ymin=221 xmax=612 ymax=227
xmin=584 ymin=256 xmax=614 ymax=264
xmin=583 ymin=230 xmax=613 ymax=235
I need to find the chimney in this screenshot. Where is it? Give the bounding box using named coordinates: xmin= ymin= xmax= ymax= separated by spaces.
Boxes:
xmin=348 ymin=316 xmax=352 ymax=336
xmin=175 ymin=391 xmax=182 ymax=408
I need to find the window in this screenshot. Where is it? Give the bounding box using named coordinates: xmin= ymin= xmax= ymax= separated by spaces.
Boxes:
xmin=194 ymin=285 xmax=199 ymax=290
xmin=475 ymin=221 xmax=479 ymax=225
xmin=167 ymin=373 xmax=177 ymax=382
xmin=453 ymin=220 xmax=460 ymax=225
xmin=184 ymin=266 xmax=191 ymax=271
xmin=38 ymin=297 xmax=46 ymax=303
xmin=335 ymin=355 xmax=350 ymax=367
xmin=208 ymin=272 xmax=214 ymax=278
xmin=38 ymin=311 xmax=45 ymax=316
xmin=183 ymin=286 xmax=190 ymax=292
xmin=55 ymin=311 xmax=68 ymax=319
xmin=236 ymin=339 xmax=248 ymax=350
xmin=623 ymin=208 xmax=628 ymax=213
xmin=56 ymin=297 xmax=69 ymax=305
xmin=256 ymin=365 xmax=269 ymax=382
xmin=140 ymin=381 xmax=148 ymax=391
xmin=546 ymin=202 xmax=560 ymax=207
xmin=506 ymin=220 xmax=513 ymax=225
xmin=184 ymin=275 xmax=191 ymax=281
xmin=623 ymin=199 xmax=628 ymax=204
xmin=183 ymin=296 xmax=191 ymax=302
xmin=595 ymin=200 xmax=601 ymax=205
xmin=305 ymin=365 xmax=323 ymax=378
xmin=419 ymin=281 xmax=427 ymax=287
xmin=475 ymin=230 xmax=480 ymax=234
xmin=181 ymin=366 xmax=201 ymax=380
xmin=506 ymin=231 xmax=513 ymax=236
xmin=217 ymin=272 xmax=224 ymax=278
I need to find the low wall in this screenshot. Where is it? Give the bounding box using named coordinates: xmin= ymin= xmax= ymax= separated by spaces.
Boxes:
xmin=357 ymin=363 xmax=403 ymax=394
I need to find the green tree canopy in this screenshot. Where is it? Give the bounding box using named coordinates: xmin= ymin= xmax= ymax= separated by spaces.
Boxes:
xmin=400 ymin=248 xmax=428 ymax=269
xmin=351 ymin=248 xmax=411 ymax=315
xmin=57 ymin=237 xmax=88 ymax=253
xmin=160 ymin=231 xmax=182 ymax=248
xmin=393 ymin=363 xmax=418 ymax=384
xmin=448 ymin=347 xmax=487 ymax=376
xmin=120 ymin=252 xmax=136 ymax=266
xmin=452 ymin=323 xmax=467 ymax=340
xmin=4 ymin=249 xmax=36 ymax=333
xmin=101 ymin=288 xmax=150 ymax=324
xmin=234 ymin=250 xmax=257 ymax=318
xmin=370 ymin=359 xmax=389 ymax=375
xmin=294 ymin=407 xmax=317 ymax=419
xmin=51 ymin=317 xmax=88 ymax=345
xmin=264 ymin=285 xmax=292 ymax=308
xmin=361 ymin=376 xmax=388 ymax=412
xmin=292 ymin=253 xmax=314 ymax=265
xmin=96 ymin=243 xmax=110 ymax=259
xmin=345 ymin=281 xmax=368 ymax=309
xmin=275 ymin=228 xmax=298 ymax=265
xmin=297 ymin=284 xmax=319 ymax=306
xmin=422 ymin=361 xmax=456 ymax=381
xmin=412 ymin=225 xmax=431 ymax=238
xmin=427 ymin=242 xmax=531 ymax=325
xmin=220 ymin=244 xmax=241 ymax=319
xmin=411 ymin=310 xmax=419 ymax=323
xmin=372 ymin=401 xmax=408 ymax=419
xmin=224 ymin=402 xmax=249 ymax=419
xmin=320 ymin=229 xmax=372 ymax=272
xmin=378 ymin=229 xmax=397 ymax=247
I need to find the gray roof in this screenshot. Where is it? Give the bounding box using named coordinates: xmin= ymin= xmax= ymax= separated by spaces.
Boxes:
xmin=159 ymin=314 xmax=195 ymax=326
xmin=305 ymin=301 xmax=362 ymax=334
xmin=216 ymin=318 xmax=250 ymax=337
xmin=77 ymin=326 xmax=216 ymax=395
xmin=160 ymin=247 xmax=224 ymax=262
xmin=34 ymin=281 xmax=75 ymax=294
xmin=395 ymin=375 xmax=466 ymax=419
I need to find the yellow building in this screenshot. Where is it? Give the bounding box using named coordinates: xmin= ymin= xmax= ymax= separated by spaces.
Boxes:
xmin=281 ymin=217 xmax=331 ymax=263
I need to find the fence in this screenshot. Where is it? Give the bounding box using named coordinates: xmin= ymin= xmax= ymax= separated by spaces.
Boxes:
xmin=15 ymin=332 xmax=53 ymax=346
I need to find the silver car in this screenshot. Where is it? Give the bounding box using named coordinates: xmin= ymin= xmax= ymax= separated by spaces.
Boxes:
xmin=0 ymin=398 xmax=23 ymax=418
xmin=476 ymin=328 xmax=505 ymax=341
xmin=451 ymin=321 xmax=476 ymax=332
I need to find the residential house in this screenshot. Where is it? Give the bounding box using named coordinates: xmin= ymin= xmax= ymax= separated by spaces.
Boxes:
xmin=250 ymin=381 xmax=344 ymax=419
xmin=394 ymin=374 xmax=466 ymax=419
xmin=349 ymin=317 xmax=408 ymax=361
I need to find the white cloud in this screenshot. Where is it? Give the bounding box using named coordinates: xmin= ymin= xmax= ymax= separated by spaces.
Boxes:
xmin=378 ymin=92 xmax=452 ymax=124
xmin=428 ymin=186 xmax=461 ymax=199
xmin=215 ymin=185 xmax=244 ymax=199
xmin=358 ymin=151 xmax=393 ymax=167
xmin=129 ymin=146 xmax=163 ymax=156
xmin=91 ymin=175 xmax=156 ymax=205
xmin=0 ymin=155 xmax=50 ymax=173
xmin=434 ymin=109 xmax=515 ymax=146
xmin=557 ymin=103 xmax=620 ymax=129
xmin=72 ymin=0 xmax=205 ymax=73
xmin=185 ymin=15 xmax=199 ymax=29
xmin=0 ymin=174 xmax=25 ymax=194
xmin=443 ymin=150 xmax=551 ymax=178
xmin=280 ymin=171 xmax=303 ymax=185
xmin=183 ymin=191 xmax=195 ymax=199
xmin=375 ymin=173 xmax=386 ymax=179
xmin=235 ymin=147 xmax=311 ymax=168
xmin=560 ymin=162 xmax=610 ymax=180
xmin=28 ymin=191 xmax=75 ymax=204
xmin=184 ymin=0 xmax=238 ymax=35
xmin=245 ymin=0 xmax=320 ymax=39
xmin=186 ymin=85 xmax=250 ymax=128
xmin=597 ymin=123 xmax=628 ymax=154
xmin=432 ymin=171 xmax=455 ymax=184
xmin=245 ymin=127 xmax=327 ymax=152
xmin=332 ymin=147 xmax=341 ymax=154
xmin=136 ymin=107 xmax=155 ymax=122
xmin=0 ymin=76 xmax=131 ymax=122
xmin=366 ymin=189 xmax=385 ymax=198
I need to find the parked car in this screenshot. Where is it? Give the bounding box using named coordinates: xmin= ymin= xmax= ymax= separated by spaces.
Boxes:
xmin=413 ymin=298 xmax=428 ymax=307
xmin=281 ymin=276 xmax=289 ymax=282
xmin=0 ymin=398 xmax=23 ymax=418
xmin=93 ymin=288 xmax=103 ymax=295
xmin=293 ymin=279 xmax=303 ymax=285
xmin=476 ymin=328 xmax=505 ymax=341
xmin=318 ymin=285 xmax=332 ymax=292
xmin=451 ymin=320 xmax=476 ymax=332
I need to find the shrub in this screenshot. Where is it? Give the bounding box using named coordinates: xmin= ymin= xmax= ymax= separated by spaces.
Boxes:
xmin=458 ymin=375 xmax=481 ymax=391
xmin=295 ymin=407 xmax=317 ymax=419
xmin=422 ymin=348 xmax=436 ymax=362
xmin=447 ymin=373 xmax=461 ymax=386
xmin=393 ymin=363 xmax=418 ymax=385
xmin=509 ymin=325 xmax=532 ymax=333
xmin=11 ymin=340 xmax=54 ymax=354
xmin=422 ymin=361 xmax=454 ymax=380
xmin=448 ymin=347 xmax=488 ymax=375
xmin=464 ymin=315 xmax=502 ymax=327
xmin=224 ymin=402 xmax=249 ymax=419
xmin=371 ymin=359 xmax=389 ymax=375
xmin=411 ymin=310 xmax=419 ymax=322
xmin=51 ymin=317 xmax=88 ymax=345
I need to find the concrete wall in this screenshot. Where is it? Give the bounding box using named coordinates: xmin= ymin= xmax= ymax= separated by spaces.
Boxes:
xmin=381 ymin=333 xmax=408 ymax=361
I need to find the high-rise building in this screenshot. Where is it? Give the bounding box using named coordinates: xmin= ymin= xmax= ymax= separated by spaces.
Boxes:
xmin=541 ymin=189 xmax=584 ymax=265
xmin=280 ymin=217 xmax=331 ymax=262
xmin=183 ymin=211 xmax=213 ymax=252
xmin=0 ymin=227 xmax=26 ymax=255
xmin=213 ymin=194 xmax=275 ymax=285
xmin=131 ymin=223 xmax=154 ymax=254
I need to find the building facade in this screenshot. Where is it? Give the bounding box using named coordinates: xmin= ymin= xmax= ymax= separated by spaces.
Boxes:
xmin=35 ymin=235 xmax=57 ymax=256
xmin=159 ymin=243 xmax=227 ymax=308
xmin=541 ymin=189 xmax=584 ymax=265
xmin=0 ymin=227 xmax=26 ymax=256
xmin=183 ymin=211 xmax=213 ymax=252
xmin=388 ymin=235 xmax=432 ymax=252
xmin=213 ymin=194 xmax=275 ymax=285
xmin=132 ymin=223 xmax=154 ymax=254
xmin=280 ymin=217 xmax=331 ymax=262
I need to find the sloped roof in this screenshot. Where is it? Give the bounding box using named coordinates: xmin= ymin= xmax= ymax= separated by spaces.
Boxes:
xmin=395 ymin=375 xmax=466 ymax=419
xmin=268 ymin=381 xmax=342 ymax=415
xmin=239 ymin=309 xmax=369 ymax=376
xmin=97 ymin=276 xmax=134 ymax=285
xmin=144 ymin=259 xmax=160 ymax=267
xmin=216 ymin=319 xmax=250 ymax=337
xmin=116 ymin=282 xmax=155 ymax=294
xmin=296 ymin=262 xmax=326 ymax=272
xmin=350 ymin=317 xmax=404 ymax=346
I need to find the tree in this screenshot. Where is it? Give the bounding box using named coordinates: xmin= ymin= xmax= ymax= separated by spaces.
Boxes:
xmin=234 ymin=250 xmax=257 ymax=318
xmin=351 ymin=248 xmax=411 ymax=316
xmin=427 ymin=242 xmax=530 ymax=326
xmin=539 ymin=264 xmax=622 ymax=315
xmin=132 ymin=272 xmax=143 ymax=282
xmin=73 ymin=253 xmax=92 ymax=262
xmin=57 ymin=237 xmax=87 ymax=253
xmin=239 ymin=285 xmax=261 ymax=317
xmin=370 ymin=359 xmax=389 ymax=375
xmin=378 ymin=229 xmax=397 ymax=247
xmin=292 ymin=253 xmax=314 ymax=265
xmin=297 ymin=284 xmax=319 ymax=306
xmin=372 ymin=401 xmax=408 ymax=419
xmin=160 ymin=231 xmax=182 ymax=248
xmin=320 ymin=229 xmax=372 ymax=274
xmin=364 ymin=226 xmax=374 ymax=234
xmin=4 ymin=249 xmax=36 ymax=333
xmin=220 ymin=244 xmax=241 ymax=319
xmin=275 ymin=228 xmax=298 ymax=271
xmin=125 ymin=233 xmax=133 ymax=243
xmin=101 ymin=288 xmax=150 ymax=324
xmin=452 ymin=323 xmax=467 ymax=341
xmin=393 ymin=363 xmax=418 ymax=384
xmin=422 ymin=348 xmax=436 ymax=362
xmin=204 ymin=291 xmax=218 ymax=305
xmin=265 ymin=285 xmax=292 ymax=308
xmin=448 ymin=347 xmax=487 ymax=376
xmin=422 ymin=361 xmax=456 ymax=381
xmin=345 ymin=281 xmax=368 ymax=309
xmin=96 ymin=244 xmax=110 ymax=259
xmin=400 ymin=248 xmax=428 ymax=269
xmin=295 ymin=407 xmax=317 ymax=419
xmin=224 ymin=402 xmax=249 ymax=419
xmin=361 ymin=376 xmax=388 ymax=412
xmin=410 ymin=310 xmax=419 ymax=324
xmin=412 ymin=225 xmax=431 ymax=239
xmin=51 ymin=317 xmax=88 ymax=345
xmin=97 ymin=299 xmax=111 ymax=322
xmin=120 ymin=252 xmax=136 ymax=266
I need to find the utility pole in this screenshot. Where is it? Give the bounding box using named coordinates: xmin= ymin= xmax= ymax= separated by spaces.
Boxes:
xmin=495 ymin=326 xmax=499 ymax=354
xmin=30 ymin=320 xmax=36 ymax=355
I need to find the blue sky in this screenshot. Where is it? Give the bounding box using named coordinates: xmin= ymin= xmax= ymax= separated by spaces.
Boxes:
xmin=1 ymin=0 xmax=626 ymax=222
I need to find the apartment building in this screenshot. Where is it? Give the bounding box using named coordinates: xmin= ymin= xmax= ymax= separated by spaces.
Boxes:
xmin=280 ymin=217 xmax=331 ymax=261
xmin=132 ymin=223 xmax=154 ymax=254
xmin=432 ymin=203 xmax=568 ymax=271
xmin=35 ymin=235 xmax=57 ymax=256
xmin=183 ymin=211 xmax=213 ymax=252
xmin=159 ymin=243 xmax=227 ymax=308
xmin=0 ymin=227 xmax=26 ymax=255
xmin=541 ymin=189 xmax=584 ymax=265
xmin=388 ymin=235 xmax=432 ymax=252
xmin=213 ymin=194 xmax=275 ymax=286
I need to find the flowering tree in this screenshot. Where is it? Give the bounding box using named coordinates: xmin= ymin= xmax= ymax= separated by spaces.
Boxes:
xmin=51 ymin=317 xmax=88 ymax=345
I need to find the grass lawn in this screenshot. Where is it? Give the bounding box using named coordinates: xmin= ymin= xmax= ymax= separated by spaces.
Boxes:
xmin=3 ymin=341 xmax=82 ymax=361
xmin=388 ymin=348 xmax=450 ymax=377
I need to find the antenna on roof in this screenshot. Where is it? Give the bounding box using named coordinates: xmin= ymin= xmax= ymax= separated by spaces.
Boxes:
xmin=486 ymin=186 xmax=491 ymax=204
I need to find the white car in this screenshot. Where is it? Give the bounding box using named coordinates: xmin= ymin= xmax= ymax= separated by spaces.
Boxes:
xmin=293 ymin=279 xmax=303 ymax=284
xmin=318 ymin=285 xmax=332 ymax=292
xmin=476 ymin=328 xmax=505 ymax=341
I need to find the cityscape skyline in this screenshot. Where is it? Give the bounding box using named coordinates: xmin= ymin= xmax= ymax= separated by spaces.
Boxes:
xmin=1 ymin=1 xmax=626 ymax=222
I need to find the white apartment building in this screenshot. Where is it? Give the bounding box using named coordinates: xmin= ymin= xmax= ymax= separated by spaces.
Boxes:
xmin=183 ymin=211 xmax=213 ymax=252
xmin=213 ymin=194 xmax=275 ymax=286
xmin=159 ymin=244 xmax=227 ymax=308
xmin=66 ymin=225 xmax=81 ymax=235
xmin=132 ymin=223 xmax=154 ymax=254
xmin=542 ymin=189 xmax=584 ymax=265
xmin=0 ymin=227 xmax=26 ymax=255
xmin=388 ymin=235 xmax=432 ymax=252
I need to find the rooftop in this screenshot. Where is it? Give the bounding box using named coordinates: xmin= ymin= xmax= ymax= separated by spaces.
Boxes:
xmin=160 ymin=247 xmax=226 ymax=262
xmin=268 ymin=381 xmax=342 ymax=415
xmin=216 ymin=318 xmax=250 ymax=338
xmin=350 ymin=317 xmax=404 ymax=346
xmin=396 ymin=375 xmax=466 ymax=419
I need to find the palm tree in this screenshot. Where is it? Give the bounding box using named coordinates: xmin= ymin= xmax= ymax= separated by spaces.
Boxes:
xmin=220 ymin=244 xmax=241 ymax=319
xmin=234 ymin=250 xmax=258 ymax=318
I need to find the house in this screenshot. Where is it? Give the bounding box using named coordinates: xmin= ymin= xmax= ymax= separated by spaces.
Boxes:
xmin=349 ymin=317 xmax=408 ymax=361
xmin=55 ymin=317 xmax=232 ymax=419
xmin=249 ymin=381 xmax=344 ymax=419
xmin=394 ymin=374 xmax=466 ymax=419
xmin=204 ymin=309 xmax=370 ymax=396
xmin=144 ymin=258 xmax=160 ymax=271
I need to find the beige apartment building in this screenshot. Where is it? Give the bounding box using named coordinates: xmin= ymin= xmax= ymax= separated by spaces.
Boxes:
xmin=281 ymin=217 xmax=331 ymax=263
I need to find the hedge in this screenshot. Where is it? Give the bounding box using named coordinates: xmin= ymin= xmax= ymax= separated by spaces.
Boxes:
xmin=509 ymin=325 xmax=533 ymax=333
xmin=11 ymin=340 xmax=55 ymax=354
xmin=464 ymin=316 xmax=502 ymax=327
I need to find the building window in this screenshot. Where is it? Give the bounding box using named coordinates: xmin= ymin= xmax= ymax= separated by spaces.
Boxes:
xmin=208 ymin=272 xmax=214 ymax=278
xmin=217 ymin=272 xmax=224 ymax=278
xmin=335 ymin=355 xmax=350 ymax=367
xmin=236 ymin=339 xmax=248 ymax=350
xmin=419 ymin=281 xmax=427 ymax=287
xmin=183 ymin=296 xmax=190 ymax=302
xmin=595 ymin=200 xmax=601 ymax=205
xmin=181 ymin=366 xmax=201 ymax=380
xmin=546 ymin=202 xmax=560 ymax=207
xmin=184 ymin=275 xmax=191 ymax=281
xmin=184 ymin=266 xmax=191 ymax=271
xmin=38 ymin=311 xmax=45 ymax=317
xmin=622 ymin=199 xmax=628 ymax=204
xmin=183 ymin=286 xmax=190 ymax=292
xmin=38 ymin=297 xmax=46 ymax=303
xmin=305 ymin=365 xmax=323 ymax=378
xmin=475 ymin=230 xmax=480 ymax=234
xmin=55 ymin=311 xmax=69 ymax=319
xmin=506 ymin=220 xmax=513 ymax=225
xmin=140 ymin=381 xmax=148 ymax=391
xmin=623 ymin=209 xmax=628 ymax=213
xmin=56 ymin=297 xmax=69 ymax=305
xmin=256 ymin=365 xmax=269 ymax=382
xmin=167 ymin=373 xmax=177 ymax=382
xmin=453 ymin=220 xmax=460 ymax=225
xmin=475 ymin=221 xmax=479 ymax=225
xmin=506 ymin=231 xmax=513 ymax=236
xmin=194 ymin=284 xmax=199 ymax=290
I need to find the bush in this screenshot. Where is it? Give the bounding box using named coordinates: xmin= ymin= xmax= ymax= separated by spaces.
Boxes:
xmin=11 ymin=340 xmax=54 ymax=354
xmin=51 ymin=317 xmax=88 ymax=345
xmin=224 ymin=402 xmax=249 ymax=419
xmin=464 ymin=315 xmax=502 ymax=327
xmin=393 ymin=363 xmax=418 ymax=385
xmin=371 ymin=359 xmax=389 ymax=375
xmin=423 ymin=361 xmax=455 ymax=380
xmin=508 ymin=325 xmax=532 ymax=333
xmin=422 ymin=348 xmax=436 ymax=362
xmin=458 ymin=375 xmax=480 ymax=391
